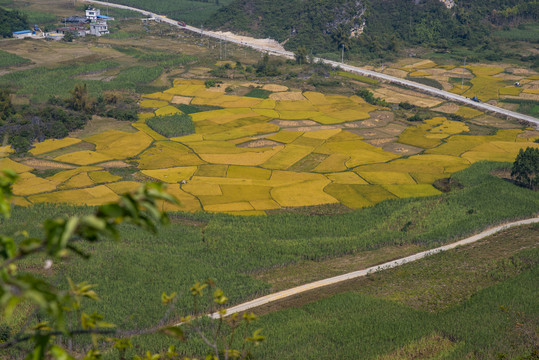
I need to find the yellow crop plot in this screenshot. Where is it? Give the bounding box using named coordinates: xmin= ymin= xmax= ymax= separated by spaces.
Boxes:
xmin=142 ymin=92 xmax=174 ymax=102
xmin=54 ymin=151 xmax=113 ymax=165
xmin=141 ymin=166 xmax=197 ymax=183
xmin=383 ymin=184 xmax=441 ymax=198
xmin=157 ymin=184 xmax=201 ymax=212
xmin=313 ymin=154 xmax=349 ymax=173
xmin=29 ymin=138 xmax=81 ymax=155
xmin=455 ymin=107 xmax=483 ymax=118
xmin=137 ymin=141 xmax=205 ymax=169
xmin=140 ymin=99 xmax=169 ymax=108
xmin=358 ymin=171 xmax=416 ymax=185
xmin=0 ymin=158 xmax=33 ymax=173
xmin=323 ymin=184 xmax=373 ymax=208
xmin=267 ymin=131 xmax=304 ymax=144
xmin=227 ymin=166 xmax=271 ymax=180
xmin=12 ymin=172 xmax=58 ymax=196
xmin=326 ymin=172 xmax=367 ymax=184
xmin=61 ymin=172 xmax=94 ymax=189
xmin=499 ymin=87 xmax=522 ymax=96
xmin=14 ymin=79 xmax=532 ymax=214
xmin=88 ymin=171 xmax=122 ymax=184
xmin=155 ymin=105 xmax=182 ymax=116
xmin=86 ymin=130 xmax=153 ymax=159
xmin=29 ymin=185 xmax=119 ymax=206
xmin=106 ymin=181 xmax=141 ymax=194
xmin=0 ymin=145 xmax=13 ymax=157
xmin=262 ymin=145 xmax=314 ymax=170
xmin=271 ymin=179 xmax=337 ymax=207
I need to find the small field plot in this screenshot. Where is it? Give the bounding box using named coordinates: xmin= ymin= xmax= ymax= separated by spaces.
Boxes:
xmin=85 ymin=130 xmax=153 ymax=158
xmin=29 ymin=138 xmax=81 ymax=156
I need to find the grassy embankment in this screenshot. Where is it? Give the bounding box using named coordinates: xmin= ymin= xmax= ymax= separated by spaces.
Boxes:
xmin=2 ymin=161 xmax=538 ymax=356
xmin=254 ymin=224 xmax=539 ymax=359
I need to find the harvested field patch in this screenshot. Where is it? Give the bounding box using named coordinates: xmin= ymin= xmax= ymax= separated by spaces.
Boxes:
xmin=171 ymin=96 xmax=192 ymax=105
xmin=19 ymin=159 xmax=75 ymax=170
xmin=263 ymin=84 xmax=288 ymax=92
xmin=269 ymin=92 xmax=306 ymax=101
xmin=432 ymin=103 xmax=460 ymax=114
xmin=239 ymin=139 xmax=281 ymax=148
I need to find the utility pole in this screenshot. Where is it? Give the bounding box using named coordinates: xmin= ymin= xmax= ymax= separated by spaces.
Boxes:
xmin=341 ymin=44 xmax=344 ymax=64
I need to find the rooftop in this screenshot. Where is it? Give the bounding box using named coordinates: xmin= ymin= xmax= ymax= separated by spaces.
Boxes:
xmin=13 ymin=30 xmax=33 ymax=34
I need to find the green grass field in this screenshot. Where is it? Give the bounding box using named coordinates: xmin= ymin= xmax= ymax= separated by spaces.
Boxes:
xmin=0 ymin=50 xmax=31 ymax=68
xmin=4 ymin=162 xmax=538 ymax=356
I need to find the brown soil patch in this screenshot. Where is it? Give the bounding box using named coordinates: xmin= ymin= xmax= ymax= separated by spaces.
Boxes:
xmin=380 ymin=123 xmax=407 ymax=136
xmin=364 ymin=138 xmax=397 ymax=147
xmin=518 ymin=130 xmax=539 ymax=138
xmin=171 ymin=96 xmax=192 ymax=104
xmin=238 ymin=139 xmax=281 ymax=148
xmin=374 ymin=86 xmax=442 ymax=107
xmin=383 ymin=142 xmax=424 ymax=155
xmin=370 ymin=111 xmax=395 ymax=122
xmin=100 ymin=161 xmax=131 ymax=168
xmin=470 ymin=115 xmax=520 ymax=129
xmin=506 ymin=68 xmax=538 ymax=76
xmin=269 ymin=92 xmax=306 ymax=101
xmin=20 ymin=159 xmax=75 ymax=170
xmin=70 ymin=116 xmax=137 ymax=138
xmin=383 ymin=68 xmax=408 ymax=78
xmin=263 ymin=84 xmax=288 ymax=92
xmin=432 ymin=102 xmax=460 ymax=114
xmin=350 ymin=128 xmax=392 ymax=139
xmin=352 ymin=117 xmax=391 ymax=128
xmin=270 ymin=119 xmax=318 ymax=127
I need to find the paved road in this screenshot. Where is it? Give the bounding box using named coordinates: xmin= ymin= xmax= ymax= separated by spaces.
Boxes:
xmin=85 ymin=0 xmax=539 ymax=127
xmin=84 ymin=0 xmax=539 ymax=128
xmin=206 ymin=217 xmax=539 ymax=319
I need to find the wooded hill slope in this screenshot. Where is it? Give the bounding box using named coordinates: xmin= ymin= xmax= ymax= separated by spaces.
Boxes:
xmin=207 ymin=0 xmax=538 ymax=60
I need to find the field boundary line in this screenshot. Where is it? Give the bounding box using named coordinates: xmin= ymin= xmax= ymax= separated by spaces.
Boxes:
xmin=83 ymin=0 xmax=539 ymax=127
xmin=204 ymin=217 xmax=539 ymax=319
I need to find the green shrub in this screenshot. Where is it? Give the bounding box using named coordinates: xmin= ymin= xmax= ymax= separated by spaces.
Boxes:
xmin=146 ymin=113 xmax=194 ymax=137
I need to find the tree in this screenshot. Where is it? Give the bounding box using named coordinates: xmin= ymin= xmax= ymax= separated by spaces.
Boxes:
xmin=294 ymin=46 xmax=308 ymax=65
xmin=68 ymin=83 xmax=92 ymax=112
xmin=62 ymin=30 xmax=74 ymax=42
xmin=511 ymin=147 xmax=539 ymax=190
xmin=0 ymin=171 xmax=264 ymax=358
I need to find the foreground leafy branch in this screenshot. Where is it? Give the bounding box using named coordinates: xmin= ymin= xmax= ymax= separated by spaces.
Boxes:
xmin=0 ymin=170 xmax=264 ymax=359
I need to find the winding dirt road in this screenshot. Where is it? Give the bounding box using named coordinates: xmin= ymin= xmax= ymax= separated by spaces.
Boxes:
xmin=208 ymin=217 xmax=539 ymax=319
xmin=85 ymin=0 xmax=539 ymax=127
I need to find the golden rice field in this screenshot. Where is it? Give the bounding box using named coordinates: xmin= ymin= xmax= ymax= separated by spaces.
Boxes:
xmin=388 ymin=59 xmax=539 ymax=103
xmin=4 ymin=79 xmax=539 ymax=215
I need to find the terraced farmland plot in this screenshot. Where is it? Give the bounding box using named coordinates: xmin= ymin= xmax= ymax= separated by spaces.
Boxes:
xmin=5 ymin=81 xmax=538 ymax=213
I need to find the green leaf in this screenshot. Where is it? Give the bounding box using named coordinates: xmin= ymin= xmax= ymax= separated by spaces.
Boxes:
xmin=50 ymin=345 xmax=76 ymax=360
